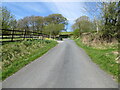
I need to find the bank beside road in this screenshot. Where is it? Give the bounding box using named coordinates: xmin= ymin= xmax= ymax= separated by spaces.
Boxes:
xmin=2 ymin=39 xmax=58 ymax=80
xmin=74 ymin=38 xmax=119 ymax=82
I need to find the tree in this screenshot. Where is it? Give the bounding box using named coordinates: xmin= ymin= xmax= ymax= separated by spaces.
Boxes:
xmin=34 ymin=16 xmax=44 ymax=33
xmin=17 ymin=16 xmax=30 ymax=30
xmin=101 ymin=2 xmax=120 ymax=42
xmin=72 ymin=16 xmax=93 ymax=37
xmin=18 ymin=16 xmax=45 ymax=33
xmin=83 ymin=2 xmax=102 ymax=33
xmin=9 ymin=19 xmax=17 ymax=30
xmin=52 ymin=24 xmax=64 ymax=36
xmin=45 ymin=14 xmax=67 ymax=25
xmin=76 ymin=16 xmax=90 ymax=22
xmin=44 ymin=14 xmax=67 ymax=38
xmin=1 ymin=7 xmax=16 ymax=30
xmin=0 ymin=6 xmax=17 ymax=35
xmin=44 ymin=23 xmax=64 ymax=38
xmin=72 ymin=29 xmax=80 ymax=38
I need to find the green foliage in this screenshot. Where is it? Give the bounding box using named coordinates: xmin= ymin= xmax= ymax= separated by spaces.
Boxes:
xmin=17 ymin=14 xmax=67 ymax=38
xmin=43 ymin=14 xmax=67 ymax=37
xmin=101 ymin=2 xmax=120 ymax=41
xmin=44 ymin=14 xmax=67 ymax=25
xmin=78 ymin=20 xmax=93 ymax=33
xmin=60 ymin=32 xmax=72 ymax=35
xmin=72 ymin=2 xmax=120 ymax=42
xmin=44 ymin=23 xmax=64 ymax=37
xmin=2 ymin=7 xmax=68 ymax=37
xmin=17 ymin=16 xmax=44 ymax=33
xmin=75 ymin=38 xmax=119 ymax=82
xmin=2 ymin=39 xmax=58 ymax=80
xmin=72 ymin=16 xmax=93 ymax=37
xmin=73 ymin=29 xmax=80 ymax=38
xmin=1 ymin=7 xmax=16 ymax=30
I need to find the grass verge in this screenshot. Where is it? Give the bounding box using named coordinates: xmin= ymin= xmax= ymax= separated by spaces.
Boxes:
xmin=1 ymin=39 xmax=58 ymax=80
xmin=74 ymin=38 xmax=119 ymax=82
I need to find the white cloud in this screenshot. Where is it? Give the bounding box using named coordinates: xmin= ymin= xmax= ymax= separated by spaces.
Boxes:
xmin=45 ymin=2 xmax=88 ymax=31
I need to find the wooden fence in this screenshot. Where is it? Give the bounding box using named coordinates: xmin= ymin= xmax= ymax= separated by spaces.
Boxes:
xmin=0 ymin=29 xmax=49 ymax=43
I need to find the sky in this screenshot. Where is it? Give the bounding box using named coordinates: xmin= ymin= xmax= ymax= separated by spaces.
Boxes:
xmin=2 ymin=2 xmax=100 ymax=32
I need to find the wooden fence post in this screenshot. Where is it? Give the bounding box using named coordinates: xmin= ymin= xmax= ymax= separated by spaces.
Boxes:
xmin=11 ymin=29 xmax=14 ymax=41
xmin=2 ymin=31 xmax=3 ymax=40
xmin=23 ymin=29 xmax=26 ymax=40
xmin=32 ymin=31 xmax=34 ymax=39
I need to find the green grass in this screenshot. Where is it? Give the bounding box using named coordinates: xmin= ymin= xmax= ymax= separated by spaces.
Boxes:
xmin=60 ymin=32 xmax=73 ymax=35
xmin=74 ymin=38 xmax=119 ymax=82
xmin=1 ymin=39 xmax=58 ymax=80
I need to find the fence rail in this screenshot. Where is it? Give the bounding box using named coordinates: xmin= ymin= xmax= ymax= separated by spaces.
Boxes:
xmin=0 ymin=29 xmax=49 ymax=43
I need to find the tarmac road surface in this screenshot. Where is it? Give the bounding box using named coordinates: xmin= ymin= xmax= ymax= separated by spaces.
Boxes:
xmin=2 ymin=39 xmax=118 ymax=88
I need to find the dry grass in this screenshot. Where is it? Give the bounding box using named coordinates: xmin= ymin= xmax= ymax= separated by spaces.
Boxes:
xmin=81 ymin=33 xmax=118 ymax=49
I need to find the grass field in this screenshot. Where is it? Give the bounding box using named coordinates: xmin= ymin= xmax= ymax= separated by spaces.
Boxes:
xmin=75 ymin=38 xmax=119 ymax=82
xmin=1 ymin=39 xmax=58 ymax=80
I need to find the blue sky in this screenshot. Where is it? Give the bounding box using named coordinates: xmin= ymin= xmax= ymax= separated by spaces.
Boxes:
xmin=2 ymin=2 xmax=100 ymax=31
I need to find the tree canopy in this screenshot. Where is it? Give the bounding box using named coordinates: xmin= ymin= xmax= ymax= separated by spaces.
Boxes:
xmin=72 ymin=2 xmax=120 ymax=42
xmin=1 ymin=7 xmax=68 ymax=37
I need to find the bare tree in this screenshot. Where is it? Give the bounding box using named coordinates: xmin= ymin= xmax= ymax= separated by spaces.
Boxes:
xmin=82 ymin=2 xmax=102 ymax=33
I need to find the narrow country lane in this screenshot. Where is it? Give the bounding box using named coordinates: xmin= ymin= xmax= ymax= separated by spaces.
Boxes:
xmin=2 ymin=39 xmax=118 ymax=88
